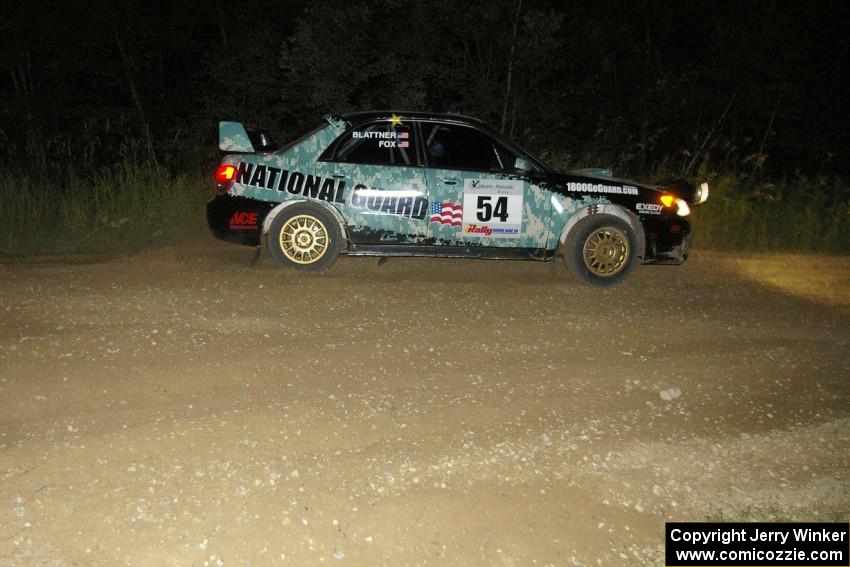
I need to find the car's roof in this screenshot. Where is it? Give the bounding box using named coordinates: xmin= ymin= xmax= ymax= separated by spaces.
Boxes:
xmin=339 ymin=111 xmax=490 ymax=128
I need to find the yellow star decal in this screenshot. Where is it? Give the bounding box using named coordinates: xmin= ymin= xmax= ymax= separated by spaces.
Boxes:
xmin=389 ymin=114 xmax=403 ymax=127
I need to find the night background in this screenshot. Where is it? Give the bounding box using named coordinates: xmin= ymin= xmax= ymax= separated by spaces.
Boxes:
xmin=2 ymin=3 xmax=850 ymax=565
xmin=3 ymin=0 xmax=849 ymax=175
xmin=3 ymin=0 xmax=849 ymax=255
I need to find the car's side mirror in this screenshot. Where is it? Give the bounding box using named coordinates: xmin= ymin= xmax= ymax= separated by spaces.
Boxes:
xmin=513 ymin=156 xmax=531 ymax=172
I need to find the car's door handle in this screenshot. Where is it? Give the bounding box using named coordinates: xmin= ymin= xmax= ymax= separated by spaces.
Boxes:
xmin=331 ymin=173 xmax=346 ymax=179
xmin=440 ymin=177 xmax=459 ymax=185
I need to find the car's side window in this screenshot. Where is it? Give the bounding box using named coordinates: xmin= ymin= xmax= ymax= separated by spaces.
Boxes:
xmin=333 ymin=121 xmax=414 ymax=167
xmin=422 ymin=122 xmax=519 ymax=172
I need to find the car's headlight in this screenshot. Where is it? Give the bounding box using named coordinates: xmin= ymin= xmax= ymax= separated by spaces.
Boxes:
xmin=660 ymin=194 xmax=690 ymax=216
xmin=695 ymin=182 xmax=710 ymax=204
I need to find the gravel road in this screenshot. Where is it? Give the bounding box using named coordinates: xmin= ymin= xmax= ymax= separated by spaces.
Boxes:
xmin=2 ymin=241 xmax=848 ymax=566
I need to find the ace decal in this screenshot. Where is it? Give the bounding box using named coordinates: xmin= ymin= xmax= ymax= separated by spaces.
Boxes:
xmin=461 ymin=179 xmax=523 ymax=237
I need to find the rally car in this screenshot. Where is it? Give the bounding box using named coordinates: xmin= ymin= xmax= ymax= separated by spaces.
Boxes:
xmin=208 ymin=112 xmax=709 ymax=286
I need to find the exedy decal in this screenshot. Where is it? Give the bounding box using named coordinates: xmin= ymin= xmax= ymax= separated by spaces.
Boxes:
xmin=235 ymin=162 xmax=345 ymax=204
xmin=349 ymin=185 xmax=428 ymax=220
xmin=636 ymin=203 xmax=663 ymax=214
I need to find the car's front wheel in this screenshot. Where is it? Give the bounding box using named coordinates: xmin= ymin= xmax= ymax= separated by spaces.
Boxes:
xmin=268 ymin=203 xmax=342 ymax=270
xmin=562 ymin=214 xmax=637 ymax=286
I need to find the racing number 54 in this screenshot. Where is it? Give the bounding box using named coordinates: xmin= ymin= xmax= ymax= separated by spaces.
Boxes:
xmin=476 ymin=196 xmax=509 ymax=222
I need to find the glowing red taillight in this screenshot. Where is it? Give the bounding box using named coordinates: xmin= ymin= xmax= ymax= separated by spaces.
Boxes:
xmin=216 ymin=164 xmax=236 ymax=185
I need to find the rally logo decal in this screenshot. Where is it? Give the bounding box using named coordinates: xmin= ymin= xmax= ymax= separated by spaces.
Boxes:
xmin=462 ymin=224 xmax=519 ymax=236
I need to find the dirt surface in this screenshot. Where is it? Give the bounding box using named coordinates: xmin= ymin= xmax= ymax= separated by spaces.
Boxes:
xmin=2 ymin=241 xmax=849 ymax=566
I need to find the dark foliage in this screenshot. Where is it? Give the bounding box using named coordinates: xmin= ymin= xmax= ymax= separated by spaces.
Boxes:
xmin=2 ymin=1 xmax=849 ymax=256
xmin=1 ymin=0 xmax=848 ymax=179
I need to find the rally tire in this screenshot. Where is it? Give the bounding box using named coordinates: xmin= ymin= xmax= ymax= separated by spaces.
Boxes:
xmin=267 ymin=204 xmax=342 ymax=271
xmin=562 ymin=214 xmax=637 ymax=287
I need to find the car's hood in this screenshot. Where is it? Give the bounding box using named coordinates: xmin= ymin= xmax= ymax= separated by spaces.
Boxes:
xmin=533 ymin=169 xmax=655 ymax=195
xmin=541 ymin=169 xmax=701 ymax=203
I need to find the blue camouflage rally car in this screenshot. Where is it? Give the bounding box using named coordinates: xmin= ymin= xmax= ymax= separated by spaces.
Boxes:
xmin=207 ymin=112 xmax=709 ymax=286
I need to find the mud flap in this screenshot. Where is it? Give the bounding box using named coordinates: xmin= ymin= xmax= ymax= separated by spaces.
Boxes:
xmin=250 ymin=237 xmax=267 ymax=267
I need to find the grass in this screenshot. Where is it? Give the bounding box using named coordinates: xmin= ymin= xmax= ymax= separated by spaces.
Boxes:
xmin=1 ymin=159 xmax=847 ymax=257
xmin=691 ymin=173 xmax=850 ymax=254
xmin=704 ymin=494 xmax=850 ymax=523
xmin=0 ymin=163 xmax=210 ymax=257
xmin=540 ymin=148 xmax=850 ymax=255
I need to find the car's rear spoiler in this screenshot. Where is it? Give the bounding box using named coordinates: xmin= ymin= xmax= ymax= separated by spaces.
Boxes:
xmin=219 ymin=121 xmax=275 ymax=153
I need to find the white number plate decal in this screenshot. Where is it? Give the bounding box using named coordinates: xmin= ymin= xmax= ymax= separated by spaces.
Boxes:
xmin=461 ymin=179 xmax=523 ymax=238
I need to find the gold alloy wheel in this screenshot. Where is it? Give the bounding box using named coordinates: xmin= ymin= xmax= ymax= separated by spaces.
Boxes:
xmin=582 ymin=226 xmax=630 ymax=277
xmin=279 ymin=214 xmax=329 ymax=265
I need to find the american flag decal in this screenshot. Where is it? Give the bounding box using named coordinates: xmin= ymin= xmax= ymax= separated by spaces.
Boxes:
xmin=397 ymin=130 xmax=409 ymax=148
xmin=430 ymin=201 xmax=463 ymax=226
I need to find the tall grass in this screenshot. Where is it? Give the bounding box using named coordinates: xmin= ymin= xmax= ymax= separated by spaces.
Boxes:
xmin=0 ymin=163 xmax=209 ymax=256
xmin=691 ymin=173 xmax=850 ymax=254
xmin=1 ymin=156 xmax=847 ymax=257
xmin=541 ymin=149 xmax=849 ymax=254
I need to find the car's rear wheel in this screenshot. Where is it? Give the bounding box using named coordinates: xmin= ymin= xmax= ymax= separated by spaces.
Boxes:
xmin=268 ymin=204 xmax=342 ymax=270
xmin=562 ymin=214 xmax=637 ymax=286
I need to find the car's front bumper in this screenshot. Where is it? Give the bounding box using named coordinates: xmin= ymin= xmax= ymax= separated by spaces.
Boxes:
xmin=207 ymin=194 xmax=275 ymax=246
xmin=641 ymin=215 xmax=692 ymax=265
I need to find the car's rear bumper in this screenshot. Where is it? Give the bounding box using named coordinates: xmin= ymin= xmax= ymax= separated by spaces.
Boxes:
xmin=207 ymin=194 xmax=275 ymax=246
